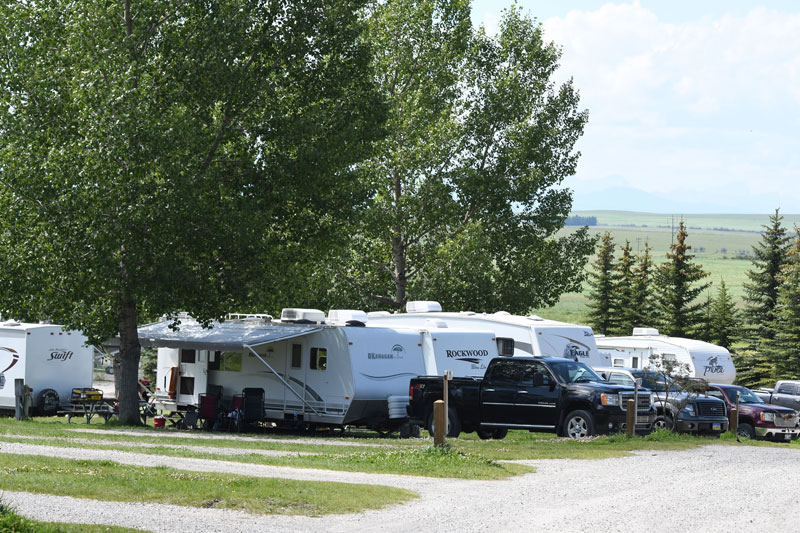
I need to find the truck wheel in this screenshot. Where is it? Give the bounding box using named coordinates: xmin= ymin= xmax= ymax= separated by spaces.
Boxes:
xmin=736 ymin=423 xmax=755 ymax=440
xmin=36 ymin=388 xmax=60 ymax=417
xmin=477 ymin=428 xmax=493 ymax=440
xmin=563 ymin=410 xmax=594 ymax=439
xmin=427 ymin=408 xmax=461 ymax=438
xmin=492 ymin=428 xmax=508 ymax=440
xmin=653 ymin=415 xmax=674 ymax=431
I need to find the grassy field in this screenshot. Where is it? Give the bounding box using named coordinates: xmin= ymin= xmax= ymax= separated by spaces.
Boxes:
xmin=530 ymin=210 xmax=799 ymax=324
xmin=572 ymin=210 xmax=800 ymax=232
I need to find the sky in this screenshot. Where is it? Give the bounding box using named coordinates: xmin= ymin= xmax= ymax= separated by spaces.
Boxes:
xmin=471 ymin=1 xmax=800 ymax=214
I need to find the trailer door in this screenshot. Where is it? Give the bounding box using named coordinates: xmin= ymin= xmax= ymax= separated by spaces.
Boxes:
xmin=284 ymin=342 xmax=308 ymax=415
xmin=177 ymin=348 xmax=208 ymax=406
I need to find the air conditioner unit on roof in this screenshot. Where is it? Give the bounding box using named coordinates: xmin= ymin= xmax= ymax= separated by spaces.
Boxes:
xmin=280 ymin=308 xmax=326 ymax=323
xmin=632 ymin=327 xmax=660 ymax=336
xmin=328 ymin=309 xmax=368 ymax=323
xmin=406 ymin=301 xmax=442 ymax=313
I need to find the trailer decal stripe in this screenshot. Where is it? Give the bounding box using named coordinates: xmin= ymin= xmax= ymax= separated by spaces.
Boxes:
xmin=0 ymin=347 xmax=20 ymax=373
xmin=359 ymin=372 xmax=418 ymax=380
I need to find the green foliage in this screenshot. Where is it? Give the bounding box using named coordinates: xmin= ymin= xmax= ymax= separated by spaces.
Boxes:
xmin=586 ymin=232 xmax=617 ymax=335
xmin=742 ymin=209 xmax=792 ymax=345
xmin=708 ymin=280 xmax=739 ymax=349
xmin=733 ymin=349 xmax=775 ymax=389
xmin=654 ymin=222 xmax=710 ymax=337
xmin=611 ymin=240 xmax=636 ymax=335
xmin=0 ymin=0 xmax=383 ymax=423
xmin=763 ymin=230 xmax=800 ymax=379
xmin=321 ymin=2 xmax=593 ymax=312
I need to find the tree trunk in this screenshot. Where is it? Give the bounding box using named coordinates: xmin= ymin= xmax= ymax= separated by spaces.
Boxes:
xmin=117 ymin=298 xmax=142 ymax=425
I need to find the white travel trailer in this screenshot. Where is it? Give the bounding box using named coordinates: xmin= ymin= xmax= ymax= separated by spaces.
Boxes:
xmin=0 ymin=321 xmax=94 ymax=415
xmin=595 ymin=328 xmax=736 ymax=385
xmin=145 ymin=310 xmax=497 ymax=430
xmin=364 ymin=301 xmax=611 ymax=368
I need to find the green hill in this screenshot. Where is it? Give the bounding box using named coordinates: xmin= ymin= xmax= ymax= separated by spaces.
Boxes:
xmin=531 ymin=211 xmax=797 ymax=326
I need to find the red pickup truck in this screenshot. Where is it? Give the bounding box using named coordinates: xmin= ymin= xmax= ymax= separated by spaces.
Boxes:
xmin=707 ymin=384 xmax=800 ymax=442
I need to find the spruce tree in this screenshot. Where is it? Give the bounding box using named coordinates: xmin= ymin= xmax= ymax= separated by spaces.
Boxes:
xmin=743 ymin=208 xmax=791 ymax=343
xmin=765 ymin=230 xmax=800 ymax=379
xmin=612 ymin=240 xmax=637 ymax=336
xmin=586 ymin=232 xmax=617 ymax=335
xmin=630 ymin=241 xmax=656 ymax=329
xmin=709 ymin=280 xmax=739 ymax=349
xmin=655 ymin=221 xmax=710 ymax=337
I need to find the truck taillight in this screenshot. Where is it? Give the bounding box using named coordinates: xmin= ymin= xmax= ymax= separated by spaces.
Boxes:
xmin=409 ymin=384 xmax=414 ymax=399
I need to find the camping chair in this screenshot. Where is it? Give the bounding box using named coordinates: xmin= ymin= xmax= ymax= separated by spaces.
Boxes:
xmin=241 ymin=387 xmax=265 ymax=431
xmin=179 ymin=409 xmax=200 ymax=430
xmin=198 ymin=393 xmax=219 ymax=431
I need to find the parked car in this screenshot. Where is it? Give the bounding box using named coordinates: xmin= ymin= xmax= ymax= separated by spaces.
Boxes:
xmin=706 ymin=384 xmax=800 ymax=442
xmin=754 ymin=380 xmax=800 ymax=410
xmin=595 ymin=368 xmax=728 ymax=437
xmin=408 ymin=357 xmax=656 ymax=439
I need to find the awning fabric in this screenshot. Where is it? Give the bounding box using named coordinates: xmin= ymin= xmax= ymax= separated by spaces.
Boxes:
xmin=129 ymin=321 xmax=322 ymax=351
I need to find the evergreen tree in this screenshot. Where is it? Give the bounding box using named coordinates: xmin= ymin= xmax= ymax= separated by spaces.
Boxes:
xmin=612 ymin=240 xmax=637 ymax=336
xmin=629 ymin=241 xmax=657 ymax=329
xmin=655 ymin=221 xmax=710 ymax=337
xmin=695 ymin=290 xmax=715 ymax=343
xmin=709 ymin=280 xmax=739 ymax=349
xmin=586 ymin=232 xmax=617 ymax=335
xmin=764 ymin=230 xmax=800 ymax=379
xmin=742 ymin=209 xmax=791 ymax=344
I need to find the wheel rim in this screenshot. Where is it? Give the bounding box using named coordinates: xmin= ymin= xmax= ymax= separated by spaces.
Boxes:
xmin=654 ymin=419 xmax=668 ymax=430
xmin=736 ymin=428 xmax=751 ymax=439
xmin=567 ymin=416 xmax=588 ymax=438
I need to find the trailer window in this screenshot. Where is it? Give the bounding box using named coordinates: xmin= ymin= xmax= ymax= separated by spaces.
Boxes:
xmin=310 ymin=348 xmax=327 ymax=371
xmin=496 ymin=337 xmax=515 ymax=357
xmin=209 ymin=351 xmax=242 ymax=372
xmin=180 ymin=349 xmax=196 ymax=364
xmin=631 ymin=357 xmax=639 ymax=369
xmin=291 ymin=344 xmax=302 ymax=368
xmin=179 ymin=376 xmax=194 ymax=395
xmin=612 ymin=358 xmax=625 ymax=367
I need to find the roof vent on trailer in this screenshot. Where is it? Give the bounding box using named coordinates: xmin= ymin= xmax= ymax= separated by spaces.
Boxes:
xmin=280 ymin=308 xmax=326 ymax=324
xmin=367 ymin=311 xmax=392 ymax=318
xmin=632 ymin=327 xmax=660 ymax=336
xmin=406 ymin=301 xmax=442 ymax=313
xmin=424 ymin=319 xmax=448 ymax=328
xmin=328 ymin=309 xmax=368 ymax=324
xmin=2 ymin=320 xmax=21 ymax=327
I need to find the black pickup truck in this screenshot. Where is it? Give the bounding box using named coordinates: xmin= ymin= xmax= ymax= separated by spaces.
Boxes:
xmin=408 ymin=357 xmax=655 ymax=439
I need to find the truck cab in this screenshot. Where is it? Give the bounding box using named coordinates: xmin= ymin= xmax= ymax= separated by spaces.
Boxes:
xmin=596 ymin=367 xmax=729 ymax=436
xmin=707 ymin=383 xmax=799 ymax=442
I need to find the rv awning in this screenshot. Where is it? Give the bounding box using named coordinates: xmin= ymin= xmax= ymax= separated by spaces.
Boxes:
xmin=122 ymin=321 xmax=322 ymax=352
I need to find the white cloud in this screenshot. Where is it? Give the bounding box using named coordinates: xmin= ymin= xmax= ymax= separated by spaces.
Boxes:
xmin=536 ymin=3 xmax=800 ymax=211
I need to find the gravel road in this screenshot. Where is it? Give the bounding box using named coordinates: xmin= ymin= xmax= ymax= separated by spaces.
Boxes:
xmin=3 ymin=441 xmax=800 ymax=532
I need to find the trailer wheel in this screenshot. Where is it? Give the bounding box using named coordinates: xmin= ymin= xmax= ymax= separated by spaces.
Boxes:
xmin=36 ymin=388 xmax=60 ymax=417
xmin=427 ymin=408 xmax=461 ymax=438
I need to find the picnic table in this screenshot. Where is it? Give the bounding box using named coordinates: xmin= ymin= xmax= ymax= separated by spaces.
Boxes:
xmin=64 ymin=397 xmax=116 ymax=424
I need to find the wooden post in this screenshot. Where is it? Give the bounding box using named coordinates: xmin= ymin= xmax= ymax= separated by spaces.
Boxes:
xmin=15 ymin=379 xmax=25 ymax=420
xmin=433 ymin=399 xmax=445 ymax=446
xmin=442 ymin=370 xmax=452 ymax=437
xmin=729 ymin=407 xmax=738 ymax=434
xmin=625 ymin=399 xmax=635 ymax=437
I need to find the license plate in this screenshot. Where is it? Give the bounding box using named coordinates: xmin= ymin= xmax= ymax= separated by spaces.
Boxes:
xmin=786 ymin=434 xmax=792 ymax=441
xmin=712 ymin=423 xmax=721 ymax=431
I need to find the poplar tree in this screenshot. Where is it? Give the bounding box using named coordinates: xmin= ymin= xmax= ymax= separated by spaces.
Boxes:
xmin=586 ymin=232 xmax=617 ymax=335
xmin=655 ymin=221 xmax=710 ymax=337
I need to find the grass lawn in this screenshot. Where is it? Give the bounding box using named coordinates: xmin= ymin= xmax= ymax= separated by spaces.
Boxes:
xmin=0 ymin=453 xmax=416 ymax=516
xmin=0 ymin=503 xmax=141 ymax=533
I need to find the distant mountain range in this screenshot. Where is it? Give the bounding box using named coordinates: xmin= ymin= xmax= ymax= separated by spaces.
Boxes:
xmin=571 ymin=186 xmax=786 ymax=215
